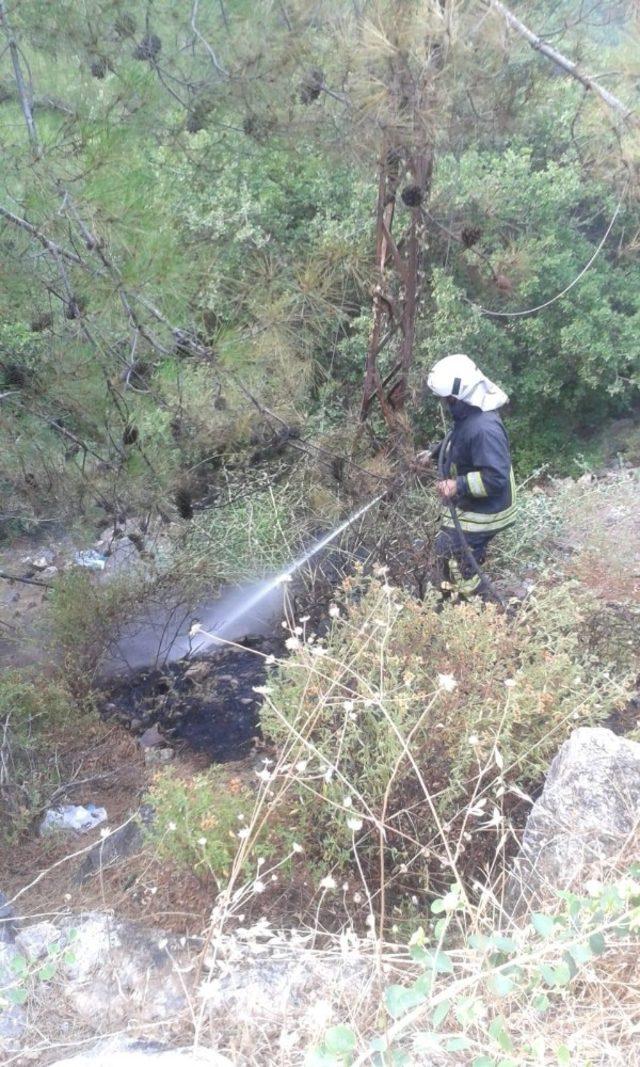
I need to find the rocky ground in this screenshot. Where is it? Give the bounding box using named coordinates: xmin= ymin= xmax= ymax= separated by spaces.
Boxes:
xmin=0 ymin=469 xmax=638 ymax=1063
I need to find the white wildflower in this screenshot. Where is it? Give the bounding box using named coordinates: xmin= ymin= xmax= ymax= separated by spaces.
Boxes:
xmin=237 ymin=827 xmax=250 ymax=840
xmin=343 ymin=795 xmax=352 ymax=807
xmin=292 ymin=842 xmax=303 ymax=854
xmin=347 ymin=817 xmax=363 ymax=832
xmin=319 ymin=875 xmax=337 ymax=890
xmin=343 ymin=700 xmax=354 ymax=712
xmin=293 ymin=625 xmax=304 ymax=636
xmin=252 ymin=685 xmax=272 ymax=695
xmin=374 ymin=565 xmax=389 ymax=577
xmin=504 ymin=678 xmax=516 ymax=688
xmin=252 ymin=879 xmax=266 ymax=894
xmin=353 ymin=892 xmax=362 ymax=904
xmin=295 ymin=759 xmax=308 ymax=773
xmin=198 ymin=837 xmax=207 ymax=846
xmin=468 ymin=733 xmax=479 ymax=746
xmin=310 ymin=645 xmax=327 ymax=657
xmin=299 ymin=615 xmax=310 ymax=623
xmin=167 ymin=821 xmax=176 ymax=832
xmin=285 ymin=636 xmax=301 ymax=651
xmin=323 ymin=766 xmax=334 ymax=783
xmin=256 ymin=767 xmax=272 ymax=783
xmin=328 ymin=604 xmax=340 ymax=618
xmin=189 ymin=622 xmax=202 ymax=637
xmin=437 ymin=673 xmax=458 ymax=692
xmin=100 ymin=827 xmax=110 ymax=839
xmin=265 ymin=654 xmax=276 ymax=665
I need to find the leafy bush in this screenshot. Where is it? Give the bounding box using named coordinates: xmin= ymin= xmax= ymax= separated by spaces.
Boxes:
xmin=260 ymin=576 xmax=628 ymax=895
xmin=0 ymin=671 xmax=78 ymax=840
xmin=308 ymin=867 xmax=640 ymax=1066
xmin=145 ymin=766 xmax=263 ymax=886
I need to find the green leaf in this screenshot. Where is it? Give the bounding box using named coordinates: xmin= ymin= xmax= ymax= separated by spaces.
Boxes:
xmin=556 ymin=1044 xmax=571 ymax=1064
xmin=324 ymin=1026 xmax=356 ymax=1056
xmin=567 ymin=942 xmax=592 ymax=966
xmin=469 ymin=933 xmax=490 ymax=951
xmin=489 ymin=935 xmax=517 ymax=954
xmin=63 ymin=950 xmax=77 ymax=966
xmin=430 ymin=897 xmax=446 ymax=914
xmin=532 ymin=912 xmax=556 ymax=938
xmin=455 ymin=996 xmax=485 ymax=1026
xmin=589 ymin=932 xmax=606 ymax=955
xmin=554 ymin=962 xmax=572 ymax=987
xmin=385 ymin=983 xmax=426 ymax=1019
xmin=38 ymin=961 xmax=56 ymax=982
xmin=6 ymin=987 xmax=28 ymax=1006
xmin=472 ymin=1058 xmax=496 ymax=1067
xmin=490 ymin=972 xmax=515 ymax=997
xmin=489 ymin=1016 xmax=514 ymax=1052
xmin=533 ymin=993 xmax=550 ymax=1013
xmin=539 ymin=964 xmax=559 ymax=987
xmin=431 ymin=998 xmax=450 ymax=1029
xmin=9 ymin=955 xmax=28 ymax=977
xmin=425 ymin=949 xmax=454 ymax=974
xmin=445 ymin=1036 xmax=473 ymax=1052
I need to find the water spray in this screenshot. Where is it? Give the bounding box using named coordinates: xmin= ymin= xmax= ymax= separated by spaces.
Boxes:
xmin=190 ymin=493 xmax=386 ymax=654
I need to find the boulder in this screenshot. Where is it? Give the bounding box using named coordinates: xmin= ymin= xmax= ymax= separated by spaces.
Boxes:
xmin=0 ymin=1002 xmax=26 ymax=1054
xmin=48 ymin=1039 xmax=231 ymax=1066
xmin=15 ymin=921 xmax=61 ymax=961
xmin=58 ymin=913 xmax=196 ymax=1025
xmin=508 ymin=727 xmax=640 ymax=912
xmin=0 ymin=892 xmax=16 ymax=944
xmin=74 ymin=810 xmax=151 ymax=884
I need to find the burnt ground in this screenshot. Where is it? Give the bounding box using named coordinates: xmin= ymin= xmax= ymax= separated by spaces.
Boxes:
xmin=99 ymin=633 xmax=284 ymax=761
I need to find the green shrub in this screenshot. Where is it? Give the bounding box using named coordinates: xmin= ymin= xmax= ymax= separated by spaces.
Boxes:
xmin=0 ymin=671 xmax=78 ymax=840
xmin=308 ymin=868 xmax=640 ymax=1066
xmin=145 ymin=766 xmax=262 ymax=885
xmin=260 ymin=576 xmax=628 ymax=894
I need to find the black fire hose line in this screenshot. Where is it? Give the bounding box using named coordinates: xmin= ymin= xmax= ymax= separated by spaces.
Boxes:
xmin=438 ymin=428 xmax=506 ymax=608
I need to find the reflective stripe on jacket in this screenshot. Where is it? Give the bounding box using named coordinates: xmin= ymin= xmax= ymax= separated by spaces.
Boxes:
xmin=442 ymin=403 xmax=516 ymax=533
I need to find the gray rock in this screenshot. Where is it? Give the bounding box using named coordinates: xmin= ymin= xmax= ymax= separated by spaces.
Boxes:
xmin=49 ymin=1040 xmax=231 ymax=1066
xmin=0 ymin=892 xmax=16 ymax=944
xmin=0 ymin=1002 xmax=26 ymax=1054
xmin=59 ymin=913 xmax=195 ymax=1024
xmin=144 ymin=746 xmax=174 ymax=766
xmin=0 ymin=941 xmax=22 ymax=988
xmin=15 ymin=921 xmax=61 ymax=961
xmin=139 ymin=724 xmax=164 ymax=749
xmin=508 ymin=727 xmax=640 ymax=913
xmin=75 ymin=809 xmax=153 ymax=884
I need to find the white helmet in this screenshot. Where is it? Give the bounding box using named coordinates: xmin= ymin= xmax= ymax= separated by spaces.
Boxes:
xmin=427 ymin=354 xmax=508 ymax=412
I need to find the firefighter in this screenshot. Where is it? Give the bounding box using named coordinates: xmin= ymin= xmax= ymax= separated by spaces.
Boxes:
xmin=416 ymin=354 xmax=516 ymax=597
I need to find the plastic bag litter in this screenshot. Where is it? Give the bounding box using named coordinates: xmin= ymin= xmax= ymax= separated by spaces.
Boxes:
xmin=40 ymin=804 xmax=108 ymax=835
xmin=74 ymin=550 xmax=107 ymax=571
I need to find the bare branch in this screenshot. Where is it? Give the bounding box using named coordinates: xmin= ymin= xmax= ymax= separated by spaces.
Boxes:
xmin=486 ymin=0 xmax=639 ymax=129
xmin=0 ymin=0 xmax=39 ymax=153
xmin=191 ymin=0 xmax=228 ymax=77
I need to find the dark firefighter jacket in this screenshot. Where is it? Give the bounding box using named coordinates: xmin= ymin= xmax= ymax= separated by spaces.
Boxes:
xmin=442 ymin=401 xmax=516 ymax=534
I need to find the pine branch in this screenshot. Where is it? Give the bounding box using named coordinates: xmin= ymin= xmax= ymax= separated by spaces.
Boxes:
xmin=486 ymin=0 xmax=639 ymax=129
xmin=0 ymin=0 xmax=39 ymax=153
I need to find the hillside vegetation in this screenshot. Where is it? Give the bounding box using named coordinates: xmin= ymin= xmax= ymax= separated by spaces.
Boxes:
xmin=0 ymin=2 xmax=639 ymax=1065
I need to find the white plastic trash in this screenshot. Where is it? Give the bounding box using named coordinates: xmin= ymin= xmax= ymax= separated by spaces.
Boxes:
xmin=74 ymin=550 xmax=107 ymax=571
xmin=40 ymin=804 xmax=108 ymax=835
